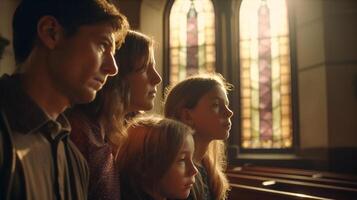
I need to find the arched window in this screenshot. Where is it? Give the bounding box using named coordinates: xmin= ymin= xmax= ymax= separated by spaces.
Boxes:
xmin=165 ymin=0 xmax=216 ymax=86
xmin=239 ymin=0 xmax=294 ymax=149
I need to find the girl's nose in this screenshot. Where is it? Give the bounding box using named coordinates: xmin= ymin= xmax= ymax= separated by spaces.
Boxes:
xmin=225 ymin=106 xmax=233 ymax=118
xmin=188 ymin=160 xmax=198 ymax=177
xmin=150 ymin=66 xmax=162 ymax=85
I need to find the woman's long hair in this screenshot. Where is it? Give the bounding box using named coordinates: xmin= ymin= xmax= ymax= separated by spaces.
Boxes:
xmin=164 ymin=73 xmax=232 ymax=200
xmin=68 ymin=30 xmax=153 ymax=146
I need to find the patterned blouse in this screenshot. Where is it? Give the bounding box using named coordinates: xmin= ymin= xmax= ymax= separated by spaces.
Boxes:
xmin=69 ymin=113 xmax=120 ymax=200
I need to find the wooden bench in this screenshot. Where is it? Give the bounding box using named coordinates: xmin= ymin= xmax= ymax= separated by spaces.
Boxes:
xmin=226 ymin=165 xmax=357 ymax=200
xmin=229 ymin=165 xmax=357 ymax=184
xmin=227 ymin=166 xmax=357 ymax=189
xmin=229 ymin=183 xmax=333 ymax=200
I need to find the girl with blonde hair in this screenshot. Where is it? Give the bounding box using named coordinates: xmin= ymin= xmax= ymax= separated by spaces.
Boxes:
xmin=164 ymin=73 xmax=233 ymax=200
xmin=118 ymin=116 xmax=198 ymax=200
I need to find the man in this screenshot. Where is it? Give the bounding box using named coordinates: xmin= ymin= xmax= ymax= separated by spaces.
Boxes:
xmin=0 ymin=0 xmax=128 ymax=199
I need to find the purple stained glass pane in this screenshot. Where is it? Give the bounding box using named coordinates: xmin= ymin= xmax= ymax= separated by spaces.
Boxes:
xmin=258 ymin=1 xmax=273 ymax=141
xmin=186 ymin=2 xmax=199 ymax=76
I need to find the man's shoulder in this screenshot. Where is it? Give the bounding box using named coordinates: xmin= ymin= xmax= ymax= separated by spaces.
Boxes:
xmin=66 ymin=140 xmax=89 ymax=175
xmin=0 ymin=73 xmax=13 ymax=84
xmin=0 ymin=74 xmax=17 ymax=100
xmin=0 ymin=74 xmax=11 ymax=90
xmin=66 ymin=139 xmax=90 ymax=197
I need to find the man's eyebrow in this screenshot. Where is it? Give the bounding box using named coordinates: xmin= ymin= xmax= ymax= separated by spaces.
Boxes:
xmin=99 ymin=34 xmax=113 ymax=43
xmin=99 ymin=35 xmax=115 ymax=53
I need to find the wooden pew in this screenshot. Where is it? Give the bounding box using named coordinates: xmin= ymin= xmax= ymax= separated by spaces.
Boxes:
xmin=230 ymin=165 xmax=357 ymax=184
xmin=228 ymin=166 xmax=357 ymax=189
xmin=229 ymin=183 xmax=333 ymax=200
xmin=226 ymin=166 xmax=357 ymax=200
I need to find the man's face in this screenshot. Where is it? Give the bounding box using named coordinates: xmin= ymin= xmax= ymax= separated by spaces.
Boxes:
xmin=48 ymin=22 xmax=118 ymax=104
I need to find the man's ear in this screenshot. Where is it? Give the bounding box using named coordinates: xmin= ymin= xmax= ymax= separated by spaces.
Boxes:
xmin=180 ymin=108 xmax=195 ymax=127
xmin=37 ymin=16 xmax=63 ymax=49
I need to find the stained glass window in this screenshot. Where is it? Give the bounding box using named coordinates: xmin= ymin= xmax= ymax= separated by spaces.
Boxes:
xmin=239 ymin=0 xmax=293 ymax=149
xmin=169 ymin=0 xmax=216 ymax=85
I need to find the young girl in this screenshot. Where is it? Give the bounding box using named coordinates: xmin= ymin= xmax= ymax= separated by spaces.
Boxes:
xmin=164 ymin=73 xmax=233 ymax=200
xmin=117 ymin=116 xmax=198 ymax=200
xmin=68 ymin=30 xmax=162 ymax=200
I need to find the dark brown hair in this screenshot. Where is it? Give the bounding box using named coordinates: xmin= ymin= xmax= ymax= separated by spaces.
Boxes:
xmin=12 ymin=0 xmax=129 ymax=64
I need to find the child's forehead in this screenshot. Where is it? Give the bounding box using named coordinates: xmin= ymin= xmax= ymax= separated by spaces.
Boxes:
xmin=180 ymin=134 xmax=195 ymax=151
xmin=200 ymin=86 xmax=229 ymax=101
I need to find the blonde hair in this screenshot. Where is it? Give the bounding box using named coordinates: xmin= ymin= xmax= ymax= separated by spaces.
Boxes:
xmin=117 ymin=115 xmax=194 ymax=198
xmin=164 ymin=73 xmax=232 ymax=200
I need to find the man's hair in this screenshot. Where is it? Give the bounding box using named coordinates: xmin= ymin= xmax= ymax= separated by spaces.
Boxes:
xmin=12 ymin=0 xmax=129 ymax=64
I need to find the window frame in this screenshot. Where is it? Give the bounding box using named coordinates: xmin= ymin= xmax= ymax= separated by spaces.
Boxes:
xmin=163 ymin=0 xmax=221 ymax=89
xmin=163 ymin=0 xmax=300 ymax=160
xmin=230 ymin=0 xmax=300 ymax=156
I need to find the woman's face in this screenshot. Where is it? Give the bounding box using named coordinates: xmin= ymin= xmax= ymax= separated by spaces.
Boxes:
xmin=126 ymin=47 xmax=162 ymax=112
xmin=188 ymin=85 xmax=234 ymax=141
xmin=158 ymin=135 xmax=197 ymax=199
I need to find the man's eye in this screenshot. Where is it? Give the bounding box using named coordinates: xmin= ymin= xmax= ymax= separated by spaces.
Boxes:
xmin=212 ymin=103 xmax=219 ymax=107
xmin=100 ymin=42 xmax=111 ymax=51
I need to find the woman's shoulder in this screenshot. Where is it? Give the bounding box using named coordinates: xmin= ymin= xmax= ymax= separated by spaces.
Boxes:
xmin=67 ymin=112 xmax=106 ymax=156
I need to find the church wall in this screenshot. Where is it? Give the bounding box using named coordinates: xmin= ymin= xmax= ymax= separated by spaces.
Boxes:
xmin=0 ymin=0 xmax=19 ymax=75
xmin=324 ymin=0 xmax=357 ymax=148
xmin=294 ymin=0 xmax=329 ymax=149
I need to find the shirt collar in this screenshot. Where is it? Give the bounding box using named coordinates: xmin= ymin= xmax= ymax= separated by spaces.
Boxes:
xmin=3 ymin=74 xmax=71 ymax=136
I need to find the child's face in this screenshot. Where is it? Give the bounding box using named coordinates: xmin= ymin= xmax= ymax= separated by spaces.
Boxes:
xmin=189 ymin=85 xmax=233 ymax=141
xmin=158 ymin=135 xmax=197 ymax=199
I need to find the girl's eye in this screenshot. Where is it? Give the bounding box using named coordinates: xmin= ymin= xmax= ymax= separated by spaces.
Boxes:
xmin=98 ymin=44 xmax=106 ymax=52
xmin=177 ymin=156 xmax=186 ymax=163
xmin=212 ymin=102 xmax=220 ymax=111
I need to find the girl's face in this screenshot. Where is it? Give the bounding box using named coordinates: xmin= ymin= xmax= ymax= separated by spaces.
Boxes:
xmin=188 ymin=85 xmax=233 ymax=141
xmin=126 ymin=47 xmax=162 ymax=112
xmin=158 ymin=135 xmax=197 ymax=199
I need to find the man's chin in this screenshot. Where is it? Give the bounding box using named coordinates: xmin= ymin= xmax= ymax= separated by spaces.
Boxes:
xmin=71 ymin=91 xmax=97 ymax=105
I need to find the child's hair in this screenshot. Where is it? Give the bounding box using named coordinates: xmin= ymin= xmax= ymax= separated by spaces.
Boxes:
xmin=12 ymin=0 xmax=129 ymax=64
xmin=117 ymin=115 xmax=194 ymax=199
xmin=164 ymin=73 xmax=232 ymax=200
xmin=69 ymin=30 xmax=153 ymax=146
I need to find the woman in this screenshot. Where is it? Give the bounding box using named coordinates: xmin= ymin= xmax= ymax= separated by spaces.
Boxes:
xmin=164 ymin=73 xmax=233 ymax=200
xmin=68 ymin=30 xmax=162 ymax=200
